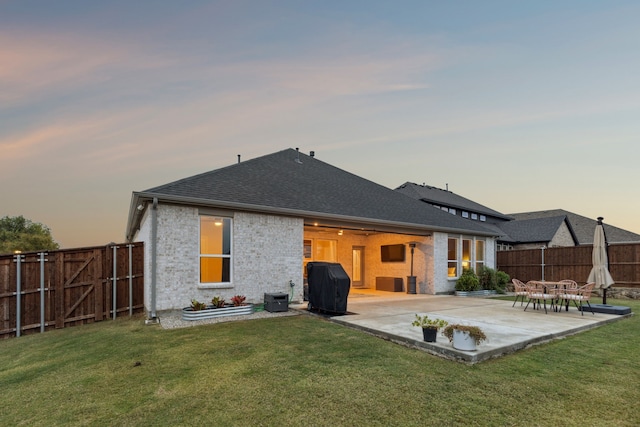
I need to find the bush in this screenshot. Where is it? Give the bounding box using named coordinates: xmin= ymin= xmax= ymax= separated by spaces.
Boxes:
xmin=455 ymin=269 xmax=480 ymax=291
xmin=477 ymin=267 xmax=510 ymax=293
xmin=496 ymin=270 xmax=510 ymax=292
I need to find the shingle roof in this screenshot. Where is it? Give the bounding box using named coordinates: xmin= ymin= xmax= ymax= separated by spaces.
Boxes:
xmin=131 ymin=148 xmax=497 ymax=237
xmin=509 ymin=209 xmax=640 ymax=244
xmin=394 ymin=182 xmax=512 ymax=221
xmin=495 ymin=215 xmax=571 ymax=244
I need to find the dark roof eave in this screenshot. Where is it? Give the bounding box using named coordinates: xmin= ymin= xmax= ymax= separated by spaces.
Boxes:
xmin=126 ymin=192 xmax=499 ymax=240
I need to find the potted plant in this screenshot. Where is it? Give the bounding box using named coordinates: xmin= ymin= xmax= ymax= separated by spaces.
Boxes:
xmin=411 ymin=314 xmax=448 ymax=342
xmin=443 ymin=324 xmax=487 ymax=351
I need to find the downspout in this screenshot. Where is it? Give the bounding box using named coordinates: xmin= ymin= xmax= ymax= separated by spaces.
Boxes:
xmin=150 ymin=197 xmax=158 ymax=320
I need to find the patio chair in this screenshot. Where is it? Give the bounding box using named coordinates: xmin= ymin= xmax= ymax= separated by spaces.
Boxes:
xmin=557 ymin=282 xmax=595 ymax=316
xmin=524 ymin=282 xmax=557 ymax=314
xmin=511 ymin=278 xmax=529 ymax=307
xmin=556 ymin=280 xmax=578 ymax=311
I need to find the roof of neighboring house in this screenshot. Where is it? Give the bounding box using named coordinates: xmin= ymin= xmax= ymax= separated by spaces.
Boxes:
xmin=126 ymin=148 xmax=498 ymax=240
xmin=509 ymin=209 xmax=640 ymax=245
xmin=493 ymin=215 xmax=576 ymax=245
xmin=394 ymin=182 xmax=512 ymax=221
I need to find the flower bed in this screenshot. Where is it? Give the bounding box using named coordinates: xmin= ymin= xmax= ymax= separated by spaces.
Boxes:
xmin=182 ymin=304 xmax=254 ymax=321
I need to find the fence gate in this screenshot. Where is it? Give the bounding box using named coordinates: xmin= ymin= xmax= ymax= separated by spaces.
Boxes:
xmin=0 ymin=242 xmax=144 ymax=339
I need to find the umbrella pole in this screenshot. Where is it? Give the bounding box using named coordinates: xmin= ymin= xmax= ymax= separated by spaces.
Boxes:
xmin=598 ymin=217 xmax=609 ymax=305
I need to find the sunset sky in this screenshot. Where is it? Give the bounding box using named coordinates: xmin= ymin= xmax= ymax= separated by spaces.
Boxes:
xmin=1 ymin=1 xmax=639 ymax=248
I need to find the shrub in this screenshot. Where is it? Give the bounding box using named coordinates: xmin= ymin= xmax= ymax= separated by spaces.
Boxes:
xmin=455 ymin=269 xmax=480 ymax=291
xmin=211 ymin=296 xmax=226 ymax=308
xmin=477 ymin=267 xmax=511 ymax=293
xmin=190 ymin=299 xmax=207 ymax=311
xmin=230 ymin=295 xmax=246 ymax=306
xmin=496 ymin=270 xmax=510 ymax=292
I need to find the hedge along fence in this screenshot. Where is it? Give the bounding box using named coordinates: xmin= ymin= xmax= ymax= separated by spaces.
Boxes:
xmin=497 ymin=242 xmax=640 ymax=290
xmin=0 ymin=242 xmax=144 ymax=339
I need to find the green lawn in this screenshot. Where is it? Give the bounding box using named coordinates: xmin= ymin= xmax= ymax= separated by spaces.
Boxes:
xmin=2 ymin=299 xmax=639 ymax=426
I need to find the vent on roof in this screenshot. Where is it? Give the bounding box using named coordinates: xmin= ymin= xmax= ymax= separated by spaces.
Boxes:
xmin=310 ymin=150 xmax=315 ymax=158
xmin=237 ymin=154 xmax=241 ymax=164
xmin=295 ymin=147 xmax=302 ymax=164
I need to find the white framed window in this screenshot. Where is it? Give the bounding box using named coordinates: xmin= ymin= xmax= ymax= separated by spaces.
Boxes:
xmin=200 ymin=216 xmax=232 ymax=284
xmin=479 ymin=215 xmax=486 ymax=222
xmin=475 ymin=240 xmax=485 ymax=271
xmin=448 ymin=235 xmax=486 ymax=278
xmin=447 ymin=237 xmax=458 ymax=277
xmin=471 ymin=213 xmax=478 ymax=220
xmin=462 ymin=211 xmax=469 ymax=219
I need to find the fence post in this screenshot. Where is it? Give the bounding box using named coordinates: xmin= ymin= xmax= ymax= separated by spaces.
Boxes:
xmin=38 ymin=252 xmax=48 ymax=333
xmin=127 ymin=244 xmax=134 ymax=316
xmin=13 ymin=253 xmax=24 ymax=337
xmin=112 ymin=245 xmax=118 ymax=320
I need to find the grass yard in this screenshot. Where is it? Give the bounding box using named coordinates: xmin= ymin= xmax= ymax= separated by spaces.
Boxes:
xmin=1 ymin=298 xmax=639 ymax=426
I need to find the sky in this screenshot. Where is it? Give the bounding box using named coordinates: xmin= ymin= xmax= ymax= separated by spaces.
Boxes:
xmin=1 ymin=1 xmax=639 ymax=248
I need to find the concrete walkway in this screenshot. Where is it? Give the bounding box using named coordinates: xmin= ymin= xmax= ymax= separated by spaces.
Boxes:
xmin=296 ymin=291 xmax=632 ymax=363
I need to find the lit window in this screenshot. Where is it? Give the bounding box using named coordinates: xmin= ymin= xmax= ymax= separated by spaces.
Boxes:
xmin=315 ymin=239 xmax=337 ymax=262
xmin=448 ymin=236 xmax=486 ymax=277
xmin=475 ymin=240 xmax=485 ymax=271
xmin=200 ymin=216 xmax=232 ymax=283
xmin=462 ymin=239 xmax=471 ymax=270
xmin=447 ymin=238 xmax=458 ymax=277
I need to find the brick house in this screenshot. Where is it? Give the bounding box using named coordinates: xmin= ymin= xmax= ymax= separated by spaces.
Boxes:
xmin=125 ymin=148 xmax=498 ymax=318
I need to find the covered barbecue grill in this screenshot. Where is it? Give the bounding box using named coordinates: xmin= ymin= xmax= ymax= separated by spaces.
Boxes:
xmin=306 ymin=262 xmax=351 ymax=314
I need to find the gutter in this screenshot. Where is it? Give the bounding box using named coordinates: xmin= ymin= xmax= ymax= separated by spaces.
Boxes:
xmin=150 ymin=197 xmax=158 ymax=320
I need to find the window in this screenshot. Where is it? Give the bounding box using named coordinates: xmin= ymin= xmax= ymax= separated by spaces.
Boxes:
xmin=448 ymin=208 xmax=456 ymax=215
xmin=462 ymin=211 xmax=469 ymax=219
xmin=479 ymin=215 xmax=486 ymax=222
xmin=462 ymin=239 xmax=471 ymax=270
xmin=448 ymin=236 xmax=486 ymax=278
xmin=447 ymin=238 xmax=458 ymax=277
xmin=471 ymin=213 xmax=478 ymax=220
xmin=315 ymin=239 xmax=337 ymax=262
xmin=200 ymin=216 xmax=231 ymax=283
xmin=475 ymin=240 xmax=485 ymax=271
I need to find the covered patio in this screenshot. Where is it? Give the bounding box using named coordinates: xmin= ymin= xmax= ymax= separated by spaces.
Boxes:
xmin=307 ymin=290 xmax=631 ymax=363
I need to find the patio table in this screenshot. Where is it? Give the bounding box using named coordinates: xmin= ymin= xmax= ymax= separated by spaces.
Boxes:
xmin=524 ymin=281 xmax=565 ymax=313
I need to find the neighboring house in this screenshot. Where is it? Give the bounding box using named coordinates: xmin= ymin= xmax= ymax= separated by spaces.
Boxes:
xmin=492 ymin=215 xmax=578 ymax=250
xmin=125 ymin=149 xmax=498 ymax=318
xmin=508 ymin=210 xmax=640 ymax=245
xmin=395 ymin=183 xmax=640 ymax=250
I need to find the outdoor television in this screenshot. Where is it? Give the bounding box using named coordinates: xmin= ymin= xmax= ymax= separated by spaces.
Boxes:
xmin=381 ymin=244 xmax=405 ymax=262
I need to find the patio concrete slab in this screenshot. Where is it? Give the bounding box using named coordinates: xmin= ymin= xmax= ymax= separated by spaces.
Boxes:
xmin=294 ymin=292 xmax=632 ymax=363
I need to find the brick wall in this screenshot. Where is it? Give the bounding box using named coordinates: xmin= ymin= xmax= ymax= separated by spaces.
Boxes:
xmin=135 ymin=204 xmax=304 ymax=312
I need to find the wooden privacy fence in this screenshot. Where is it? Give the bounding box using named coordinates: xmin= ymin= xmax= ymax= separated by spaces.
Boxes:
xmin=497 ymin=242 xmax=640 ymax=288
xmin=0 ymin=242 xmax=144 ymax=339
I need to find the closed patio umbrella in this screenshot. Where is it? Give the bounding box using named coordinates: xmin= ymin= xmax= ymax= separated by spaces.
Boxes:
xmin=587 ymin=217 xmax=615 ymax=304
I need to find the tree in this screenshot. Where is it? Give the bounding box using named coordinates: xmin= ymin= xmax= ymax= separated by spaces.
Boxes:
xmin=0 ymin=215 xmax=60 ymax=254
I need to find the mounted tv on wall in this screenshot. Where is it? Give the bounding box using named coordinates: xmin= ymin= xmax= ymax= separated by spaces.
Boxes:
xmin=381 ymin=244 xmax=405 ymax=262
